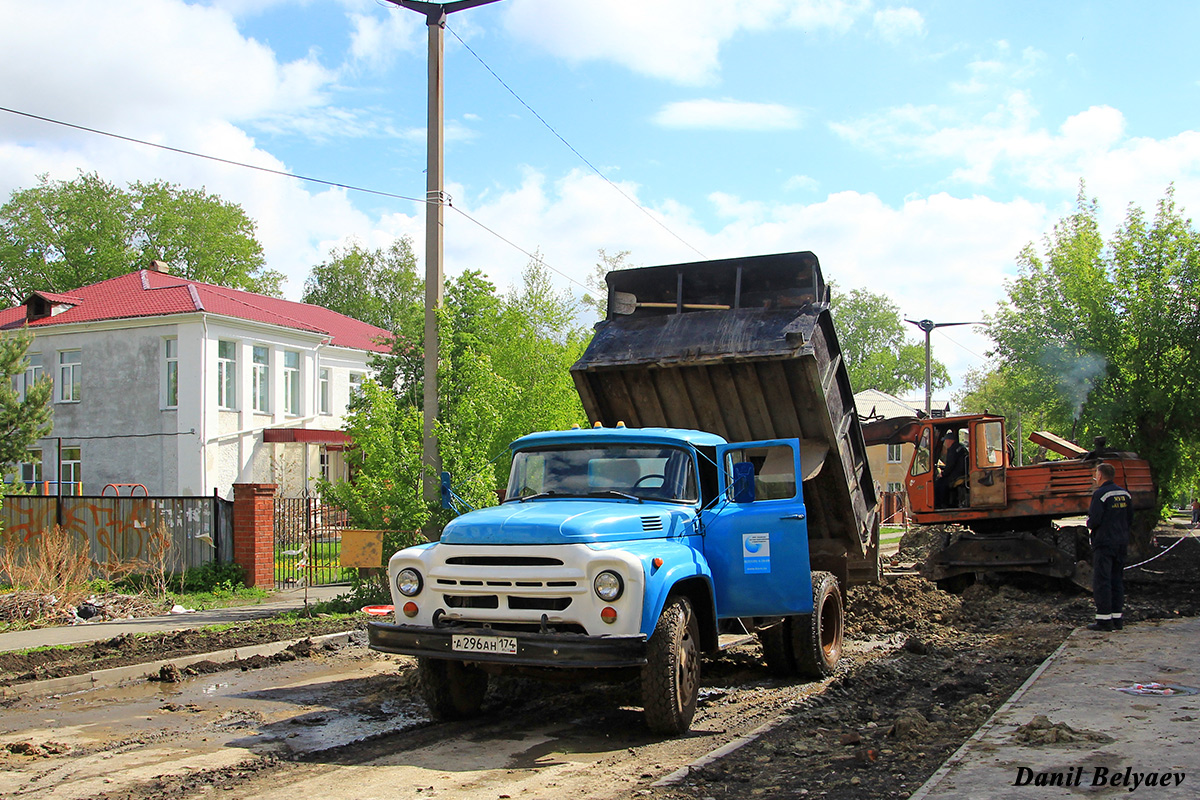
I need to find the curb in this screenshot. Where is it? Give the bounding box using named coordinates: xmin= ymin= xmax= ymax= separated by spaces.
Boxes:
xmin=0 ymin=630 xmax=357 ymax=700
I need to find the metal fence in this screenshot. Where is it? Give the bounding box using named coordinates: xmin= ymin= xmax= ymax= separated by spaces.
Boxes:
xmin=274 ymin=496 xmax=354 ymax=589
xmin=1 ymin=494 xmax=233 ymax=575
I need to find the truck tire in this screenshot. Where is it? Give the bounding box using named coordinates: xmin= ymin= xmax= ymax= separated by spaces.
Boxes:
xmin=641 ymin=595 xmax=700 ymax=734
xmin=417 ymin=658 xmax=488 ymax=720
xmin=791 ymin=571 xmax=843 ymax=678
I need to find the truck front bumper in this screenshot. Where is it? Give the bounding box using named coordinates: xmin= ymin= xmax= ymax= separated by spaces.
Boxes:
xmin=367 ymin=621 xmax=648 ymax=668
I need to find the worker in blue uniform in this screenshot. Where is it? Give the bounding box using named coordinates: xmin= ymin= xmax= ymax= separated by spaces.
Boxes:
xmin=1086 ymin=462 xmax=1133 ymax=632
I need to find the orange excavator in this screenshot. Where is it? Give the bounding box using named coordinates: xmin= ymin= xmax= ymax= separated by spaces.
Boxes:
xmin=861 ymin=413 xmax=1155 ymax=589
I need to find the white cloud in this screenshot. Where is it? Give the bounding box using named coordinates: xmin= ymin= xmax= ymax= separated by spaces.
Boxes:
xmin=785 ymin=174 xmax=821 ymax=192
xmin=0 ymin=0 xmax=334 ymax=133
xmin=873 ymin=7 xmax=925 ymax=43
xmin=830 ymin=88 xmax=1200 ymax=228
xmin=347 ymin=8 xmax=424 ymax=71
xmin=432 ymin=169 xmax=1048 ymax=389
xmin=501 ymin=0 xmax=872 ymax=85
xmin=653 ymin=100 xmax=803 ymax=131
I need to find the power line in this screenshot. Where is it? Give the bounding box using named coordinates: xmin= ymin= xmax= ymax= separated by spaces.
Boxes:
xmin=444 ymin=24 xmax=707 ymax=260
xmin=450 ymin=206 xmax=589 ymax=292
xmin=0 ymin=104 xmax=588 ymax=293
xmin=0 ymin=105 xmax=428 ymax=205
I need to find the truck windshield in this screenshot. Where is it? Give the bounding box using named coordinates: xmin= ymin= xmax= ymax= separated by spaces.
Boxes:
xmin=507 ymin=445 xmax=698 ymax=504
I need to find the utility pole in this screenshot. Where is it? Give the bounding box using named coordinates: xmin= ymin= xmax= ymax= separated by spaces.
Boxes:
xmin=385 ymin=0 xmax=504 ymax=503
xmin=904 ymin=318 xmax=981 ymax=416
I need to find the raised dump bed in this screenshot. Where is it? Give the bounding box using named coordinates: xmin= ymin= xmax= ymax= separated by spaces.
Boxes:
xmin=571 ymin=250 xmax=880 ymax=586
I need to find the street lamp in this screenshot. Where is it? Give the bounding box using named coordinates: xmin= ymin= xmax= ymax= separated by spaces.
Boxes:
xmin=904 ymin=318 xmax=981 ymax=416
xmin=384 ymin=1 xmax=505 ymax=504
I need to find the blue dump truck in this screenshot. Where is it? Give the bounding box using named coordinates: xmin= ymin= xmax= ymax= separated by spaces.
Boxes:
xmin=368 ymin=251 xmax=880 ymax=734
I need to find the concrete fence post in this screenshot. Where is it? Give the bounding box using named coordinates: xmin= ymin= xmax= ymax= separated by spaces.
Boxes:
xmin=233 ymin=483 xmax=277 ymax=588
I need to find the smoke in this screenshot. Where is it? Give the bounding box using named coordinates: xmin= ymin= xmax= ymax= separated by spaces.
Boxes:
xmin=1039 ymin=347 xmax=1107 ymax=419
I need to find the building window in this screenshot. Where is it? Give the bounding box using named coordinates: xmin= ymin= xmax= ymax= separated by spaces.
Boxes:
xmin=217 ymin=340 xmax=237 ymax=409
xmin=349 ymin=371 xmax=364 ymax=400
xmin=319 ymin=368 xmax=331 ymax=415
xmin=886 ymin=481 xmax=904 ymax=494
xmin=58 ymin=350 xmax=81 ymax=402
xmin=320 ymin=447 xmax=330 ymax=481
xmin=164 ymin=338 xmax=179 ymax=408
xmin=20 ymin=449 xmax=42 ymax=488
xmin=283 ymin=351 xmax=301 ymax=415
xmin=252 ymin=345 xmax=270 ymax=413
xmin=886 ymin=443 xmax=903 ymax=464
xmin=12 ymin=352 xmax=43 ymax=401
xmin=61 ymin=447 xmax=82 ymax=494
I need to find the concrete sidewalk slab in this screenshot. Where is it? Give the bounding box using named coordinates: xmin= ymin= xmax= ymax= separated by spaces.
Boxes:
xmin=0 ymin=584 xmax=349 ymax=654
xmin=912 ymin=617 xmax=1200 ymax=798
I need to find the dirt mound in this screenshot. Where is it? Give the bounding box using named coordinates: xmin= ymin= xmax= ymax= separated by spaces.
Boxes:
xmin=847 ymin=576 xmax=961 ymax=636
xmin=1013 ymin=714 xmax=1114 ymax=745
xmin=895 ymin=525 xmax=963 ymax=562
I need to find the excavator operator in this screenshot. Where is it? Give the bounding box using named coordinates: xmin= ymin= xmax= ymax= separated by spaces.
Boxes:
xmin=935 ymin=429 xmax=968 ymax=508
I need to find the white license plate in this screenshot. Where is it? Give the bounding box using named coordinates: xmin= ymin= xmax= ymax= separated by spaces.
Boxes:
xmin=451 ymin=634 xmax=517 ymax=655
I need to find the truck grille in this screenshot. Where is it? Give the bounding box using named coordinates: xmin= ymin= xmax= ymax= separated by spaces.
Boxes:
xmin=445 ymin=556 xmax=563 ymax=566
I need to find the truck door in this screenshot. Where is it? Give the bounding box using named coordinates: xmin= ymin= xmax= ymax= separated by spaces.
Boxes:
xmin=704 ymin=439 xmax=814 ymax=618
xmin=905 ymin=425 xmax=934 ymax=514
xmin=968 ymin=418 xmax=1007 ymax=508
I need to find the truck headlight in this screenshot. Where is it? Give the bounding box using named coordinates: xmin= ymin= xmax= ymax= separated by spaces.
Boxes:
xmin=396 ymin=568 xmax=423 ymax=597
xmin=593 ymin=570 xmax=624 ymax=602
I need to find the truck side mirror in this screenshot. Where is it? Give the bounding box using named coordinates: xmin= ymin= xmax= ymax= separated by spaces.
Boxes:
xmin=440 ymin=471 xmax=453 ymax=510
xmin=731 ymin=462 xmax=756 ymax=503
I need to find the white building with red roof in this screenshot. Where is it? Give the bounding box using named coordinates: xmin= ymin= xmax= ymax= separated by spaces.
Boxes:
xmin=2 ymin=263 xmax=392 ymax=498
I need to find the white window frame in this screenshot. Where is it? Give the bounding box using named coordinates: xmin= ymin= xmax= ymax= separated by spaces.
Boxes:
xmin=319 ymin=367 xmax=331 ymax=415
xmin=886 ymin=481 xmax=904 ymax=494
xmin=57 ymin=350 xmax=81 ymax=403
xmin=20 ymin=449 xmax=43 ymax=488
xmin=283 ymin=350 xmax=301 ymax=416
xmin=217 ymin=340 xmax=237 ymax=410
xmin=252 ymin=345 xmax=270 ymax=413
xmin=349 ymin=371 xmax=364 ymax=401
xmin=886 ymin=443 xmax=903 ymax=464
xmin=13 ymin=352 xmax=43 ymax=401
xmin=163 ymin=337 xmax=179 ymax=408
xmin=60 ymin=447 xmax=82 ymax=494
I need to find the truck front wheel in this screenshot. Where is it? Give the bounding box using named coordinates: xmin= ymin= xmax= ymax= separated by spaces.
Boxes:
xmin=792 ymin=571 xmax=843 ymax=678
xmin=641 ymin=595 xmax=700 ymax=734
xmin=417 ymin=658 xmax=489 ymax=720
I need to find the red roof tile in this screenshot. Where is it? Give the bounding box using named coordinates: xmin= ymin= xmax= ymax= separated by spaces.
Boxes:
xmin=0 ymin=271 xmax=393 ymax=353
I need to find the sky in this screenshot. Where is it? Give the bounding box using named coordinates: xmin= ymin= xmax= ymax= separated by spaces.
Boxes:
xmin=2 ymin=0 xmax=1199 ymax=398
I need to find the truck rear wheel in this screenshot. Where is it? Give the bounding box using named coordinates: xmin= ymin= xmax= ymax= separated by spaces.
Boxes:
xmin=792 ymin=571 xmax=843 ymax=678
xmin=417 ymin=658 xmax=488 ymax=720
xmin=641 ymin=595 xmax=700 ymax=734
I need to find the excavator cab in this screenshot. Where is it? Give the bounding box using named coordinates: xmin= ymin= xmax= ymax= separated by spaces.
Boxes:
xmin=905 ymin=415 xmax=1008 ymax=515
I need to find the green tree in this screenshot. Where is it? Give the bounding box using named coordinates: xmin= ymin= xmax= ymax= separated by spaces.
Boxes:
xmin=318 ymin=248 xmax=588 ymax=536
xmin=0 ymin=172 xmax=281 ymax=303
xmin=317 ymin=379 xmax=428 ymax=548
xmin=302 ymin=237 xmax=423 ymax=333
xmin=0 ymin=328 xmax=53 ymax=478
xmin=831 ymin=287 xmax=950 ymax=396
xmin=986 ymin=185 xmax=1200 ymax=518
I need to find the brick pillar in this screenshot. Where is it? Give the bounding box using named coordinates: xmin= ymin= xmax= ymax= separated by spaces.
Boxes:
xmin=233 ymin=483 xmax=277 ymax=589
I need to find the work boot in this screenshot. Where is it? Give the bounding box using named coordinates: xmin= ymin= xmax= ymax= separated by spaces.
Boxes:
xmin=1087 ymin=620 xmax=1113 ymax=632
xmin=1112 ymin=617 xmax=1124 ymax=630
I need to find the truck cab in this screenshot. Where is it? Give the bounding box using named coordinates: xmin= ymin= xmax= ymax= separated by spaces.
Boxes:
xmin=368 ymin=425 xmax=841 ymax=734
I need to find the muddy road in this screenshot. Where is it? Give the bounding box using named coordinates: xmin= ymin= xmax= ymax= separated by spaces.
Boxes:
xmin=1 ymin=536 xmax=1197 ymax=800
